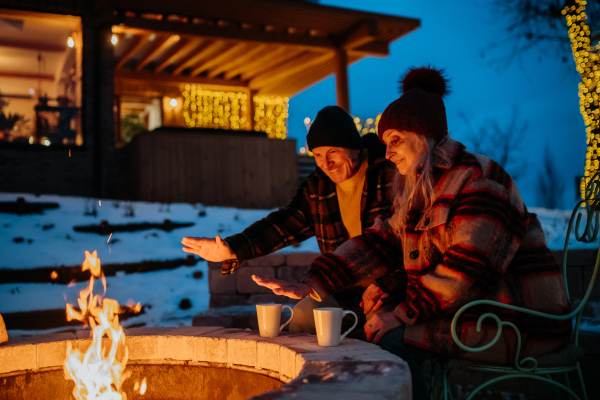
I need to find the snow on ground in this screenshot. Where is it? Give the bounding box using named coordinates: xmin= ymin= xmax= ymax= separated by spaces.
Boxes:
xmin=3 ymin=263 xmax=210 ymax=336
xmin=0 ymin=192 xmax=319 ymax=269
xmin=0 ymin=192 xmax=598 ymax=336
xmin=0 ymin=192 xmax=318 ymax=335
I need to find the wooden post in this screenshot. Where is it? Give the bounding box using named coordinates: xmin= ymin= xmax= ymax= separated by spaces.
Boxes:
xmin=334 ymin=49 xmax=350 ymax=113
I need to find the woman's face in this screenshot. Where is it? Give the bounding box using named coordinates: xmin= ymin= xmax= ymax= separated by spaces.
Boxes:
xmin=382 ymin=129 xmax=426 ymax=175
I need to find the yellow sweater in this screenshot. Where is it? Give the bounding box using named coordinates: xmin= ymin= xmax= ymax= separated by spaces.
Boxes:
xmin=336 ymin=159 xmax=368 ymax=238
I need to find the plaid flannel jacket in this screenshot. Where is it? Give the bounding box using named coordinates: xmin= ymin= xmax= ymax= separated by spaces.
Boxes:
xmin=221 ymin=135 xmax=396 ymax=276
xmin=302 ymin=138 xmax=571 ymax=364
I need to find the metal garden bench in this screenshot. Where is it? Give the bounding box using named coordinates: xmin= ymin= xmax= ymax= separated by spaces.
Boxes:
xmin=433 ymin=174 xmax=600 ymax=400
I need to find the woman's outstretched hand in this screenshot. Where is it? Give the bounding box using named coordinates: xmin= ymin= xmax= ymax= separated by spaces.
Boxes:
xmin=181 ymin=235 xmax=236 ymax=261
xmin=365 ymin=312 xmax=403 ymax=344
xmin=252 ymin=275 xmax=311 ymax=299
xmin=360 ymin=283 xmax=392 ymax=315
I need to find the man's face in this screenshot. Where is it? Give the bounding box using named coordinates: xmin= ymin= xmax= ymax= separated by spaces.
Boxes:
xmin=382 ymin=129 xmax=425 ymax=175
xmin=312 ymin=146 xmax=361 ymax=183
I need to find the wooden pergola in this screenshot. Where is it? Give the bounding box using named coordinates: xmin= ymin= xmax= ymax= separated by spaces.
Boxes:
xmin=110 ymin=0 xmax=420 ymax=112
xmin=0 ymin=0 xmax=419 ymax=205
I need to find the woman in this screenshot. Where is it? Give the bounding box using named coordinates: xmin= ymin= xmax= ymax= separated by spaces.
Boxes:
xmin=253 ymin=67 xmax=571 ymax=398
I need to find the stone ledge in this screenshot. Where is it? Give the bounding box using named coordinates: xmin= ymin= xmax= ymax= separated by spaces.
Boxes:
xmin=0 ymin=327 xmax=410 ymax=399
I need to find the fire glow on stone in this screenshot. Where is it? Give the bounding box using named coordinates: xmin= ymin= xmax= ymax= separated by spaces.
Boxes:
xmin=63 ymin=251 xmax=144 ymax=400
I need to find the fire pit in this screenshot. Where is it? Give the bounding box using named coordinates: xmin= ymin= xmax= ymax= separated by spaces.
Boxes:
xmin=0 ymin=327 xmax=411 ymax=399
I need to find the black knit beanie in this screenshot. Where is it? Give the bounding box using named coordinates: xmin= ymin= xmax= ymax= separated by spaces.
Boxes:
xmin=378 ymin=67 xmax=450 ymax=142
xmin=306 ymin=106 xmax=363 ymax=151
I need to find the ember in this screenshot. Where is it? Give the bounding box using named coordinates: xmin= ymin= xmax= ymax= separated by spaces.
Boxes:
xmin=63 ymin=251 xmax=143 ymax=400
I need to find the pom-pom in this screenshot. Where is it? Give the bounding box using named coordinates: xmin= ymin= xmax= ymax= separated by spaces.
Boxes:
xmin=400 ymin=66 xmax=450 ymax=97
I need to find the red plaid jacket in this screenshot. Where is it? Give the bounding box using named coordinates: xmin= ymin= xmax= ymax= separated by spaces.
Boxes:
xmin=222 ymin=135 xmax=396 ymax=276
xmin=302 ymin=138 xmax=571 ymax=364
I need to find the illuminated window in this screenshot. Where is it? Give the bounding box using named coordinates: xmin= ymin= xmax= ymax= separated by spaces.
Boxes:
xmin=0 ymin=9 xmax=83 ymax=146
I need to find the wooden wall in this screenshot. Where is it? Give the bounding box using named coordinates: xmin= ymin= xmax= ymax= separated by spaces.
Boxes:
xmin=128 ymin=130 xmax=298 ymax=209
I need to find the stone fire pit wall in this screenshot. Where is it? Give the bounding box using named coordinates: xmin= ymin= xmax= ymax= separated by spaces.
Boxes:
xmin=207 ymin=252 xmax=320 ymax=308
xmin=0 ymin=327 xmax=411 ymax=400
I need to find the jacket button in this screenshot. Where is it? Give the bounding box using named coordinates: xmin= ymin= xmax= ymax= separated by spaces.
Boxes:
xmin=410 ymin=250 xmax=419 ymax=259
xmin=406 ymin=310 xmax=415 ymax=319
xmin=424 ymin=218 xmax=430 ymax=226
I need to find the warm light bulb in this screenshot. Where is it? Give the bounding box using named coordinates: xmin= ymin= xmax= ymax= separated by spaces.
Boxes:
xmin=169 ymin=98 xmax=178 ymax=107
xmin=67 ymin=37 xmax=75 ymax=48
xmin=111 ymin=34 xmax=119 ymax=46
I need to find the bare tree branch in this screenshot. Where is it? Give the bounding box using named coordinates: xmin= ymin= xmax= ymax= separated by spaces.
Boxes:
xmin=537 ymin=142 xmax=565 ymax=208
xmin=488 ymin=0 xmax=600 ymax=65
xmin=459 ymin=109 xmax=527 ymax=181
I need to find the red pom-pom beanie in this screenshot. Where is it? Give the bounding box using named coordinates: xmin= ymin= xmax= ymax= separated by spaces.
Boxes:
xmin=378 ymin=66 xmax=450 ymax=142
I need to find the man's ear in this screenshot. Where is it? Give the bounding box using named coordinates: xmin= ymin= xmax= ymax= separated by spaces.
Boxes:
xmin=353 ymin=149 xmax=363 ymax=162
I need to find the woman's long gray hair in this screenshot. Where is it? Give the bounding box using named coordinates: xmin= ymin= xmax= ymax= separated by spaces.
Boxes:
xmin=389 ymin=134 xmax=450 ymax=233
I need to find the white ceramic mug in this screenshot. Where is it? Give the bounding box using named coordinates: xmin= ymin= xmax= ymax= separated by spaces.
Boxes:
xmin=256 ymin=304 xmax=294 ymax=338
xmin=313 ymin=307 xmax=358 ymax=346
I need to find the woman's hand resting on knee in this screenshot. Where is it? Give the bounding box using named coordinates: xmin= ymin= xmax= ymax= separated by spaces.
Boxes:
xmin=365 ymin=312 xmax=403 ymax=344
xmin=252 ymin=275 xmax=311 ymax=299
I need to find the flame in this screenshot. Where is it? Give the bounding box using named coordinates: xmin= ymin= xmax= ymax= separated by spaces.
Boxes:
xmin=64 ymin=251 xmax=143 ymax=399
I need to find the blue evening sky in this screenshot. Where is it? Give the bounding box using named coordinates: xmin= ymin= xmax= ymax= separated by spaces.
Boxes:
xmin=287 ymin=0 xmax=585 ymax=209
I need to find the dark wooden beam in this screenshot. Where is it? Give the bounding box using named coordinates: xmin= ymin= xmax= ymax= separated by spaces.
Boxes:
xmin=239 ymin=47 xmax=303 ymax=81
xmin=207 ymin=43 xmax=268 ymax=79
xmin=349 ymin=41 xmax=389 ymax=57
xmin=114 ymin=70 xmax=247 ymax=89
xmin=223 ymin=45 xmax=281 ymax=80
xmin=113 ymin=17 xmax=335 ymax=53
xmin=115 ymin=33 xmax=151 ymax=71
xmin=259 ymin=52 xmax=361 ymax=97
xmin=134 ymin=34 xmax=180 ymax=72
xmin=0 ymin=71 xmax=54 ymax=81
xmin=170 ymin=39 xmax=208 ymax=75
xmin=0 ymin=38 xmax=65 ymax=53
xmin=190 ymin=42 xmax=247 ymax=77
xmin=114 ymin=0 xmax=420 ymax=41
xmin=172 ymin=40 xmax=224 ymax=76
xmin=340 ymin=20 xmax=378 ymax=50
xmin=153 ymin=37 xmax=199 ymax=73
xmin=334 ymin=49 xmax=349 ymax=112
xmin=249 ymin=51 xmax=333 ymax=91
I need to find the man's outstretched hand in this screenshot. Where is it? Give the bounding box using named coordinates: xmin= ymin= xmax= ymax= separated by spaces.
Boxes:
xmin=182 ymin=235 xmax=236 ymax=262
xmin=252 ymin=275 xmax=311 ymax=299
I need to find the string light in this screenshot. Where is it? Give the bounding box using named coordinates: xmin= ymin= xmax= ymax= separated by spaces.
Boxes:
xmin=563 ymin=0 xmax=600 ymax=197
xmin=182 ymin=85 xmax=249 ymax=130
xmin=253 ymin=95 xmax=289 ymax=139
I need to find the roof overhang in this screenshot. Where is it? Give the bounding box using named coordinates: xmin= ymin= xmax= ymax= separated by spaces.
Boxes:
xmin=111 ymin=0 xmax=419 ymax=97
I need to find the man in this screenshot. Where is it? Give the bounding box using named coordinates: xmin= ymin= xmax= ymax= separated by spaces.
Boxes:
xmin=182 ymin=105 xmax=404 ymax=335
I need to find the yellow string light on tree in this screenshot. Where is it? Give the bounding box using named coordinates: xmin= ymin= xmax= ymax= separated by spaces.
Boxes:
xmin=182 ymin=84 xmax=249 ymax=130
xmin=253 ymin=95 xmax=289 ymax=139
xmin=563 ymin=0 xmax=600 ymax=197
